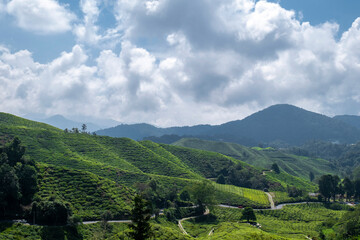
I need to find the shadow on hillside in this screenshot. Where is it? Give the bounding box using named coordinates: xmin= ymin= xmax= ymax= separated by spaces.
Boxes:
xmin=40 ymin=226 xmax=83 ymax=240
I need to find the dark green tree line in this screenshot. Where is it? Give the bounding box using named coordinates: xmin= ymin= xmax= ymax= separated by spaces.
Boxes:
xmin=318 ymin=174 xmax=360 ymax=202
xmin=0 ymin=137 xmax=38 ymax=219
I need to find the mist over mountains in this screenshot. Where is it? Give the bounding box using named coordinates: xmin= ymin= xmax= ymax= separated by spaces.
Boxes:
xmin=95 ymin=104 xmax=360 ymax=146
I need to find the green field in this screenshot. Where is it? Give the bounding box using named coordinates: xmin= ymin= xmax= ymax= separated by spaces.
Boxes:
xmin=213 ymin=183 xmax=270 ymax=207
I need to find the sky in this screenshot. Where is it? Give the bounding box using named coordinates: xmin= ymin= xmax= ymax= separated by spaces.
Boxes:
xmin=1 ymin=0 xmax=360 ymax=127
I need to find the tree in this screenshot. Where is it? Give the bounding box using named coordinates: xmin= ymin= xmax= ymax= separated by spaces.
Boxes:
xmin=241 ymin=207 xmax=256 ymax=223
xmin=287 ymin=186 xmax=303 ymax=198
xmin=128 ymin=195 xmax=152 ymax=240
xmin=81 ymin=124 xmax=87 ymax=133
xmin=271 ymin=163 xmax=280 ymax=174
xmin=331 ymin=175 xmax=341 ymax=201
xmin=190 ymin=181 xmax=216 ymax=213
xmin=309 ymin=171 xmax=315 ymax=182
xmin=179 ymin=190 xmax=190 ymax=202
xmin=216 ymin=174 xmax=225 ymax=184
xmin=16 ymin=164 xmax=38 ymax=205
xmin=0 ymin=164 xmax=21 ymax=218
xmin=0 ymin=153 xmax=8 ymax=165
xmin=4 ymin=137 xmax=25 ymax=167
xmin=319 ymin=175 xmax=333 ymax=202
xmin=354 ymin=179 xmax=360 ymax=200
xmin=101 ymin=210 xmax=113 ymax=231
xmin=318 ymin=175 xmax=340 ymax=202
xmin=30 ymin=198 xmax=71 ymax=225
xmin=0 ymin=138 xmax=37 ymax=219
xmin=343 ymin=177 xmax=354 ymax=201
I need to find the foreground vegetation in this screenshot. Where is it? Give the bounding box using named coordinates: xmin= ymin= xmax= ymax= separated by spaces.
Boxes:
xmin=1 ymin=203 xmax=355 ymax=239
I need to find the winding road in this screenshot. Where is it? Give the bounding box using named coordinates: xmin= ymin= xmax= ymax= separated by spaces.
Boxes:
xmin=178 ymin=208 xmax=210 ymax=235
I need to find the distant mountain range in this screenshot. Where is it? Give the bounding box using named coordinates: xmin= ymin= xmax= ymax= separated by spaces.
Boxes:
xmin=96 ymin=104 xmax=360 ymax=146
xmin=25 ymin=114 xmax=120 ymax=132
xmin=333 ymin=115 xmax=360 ymax=130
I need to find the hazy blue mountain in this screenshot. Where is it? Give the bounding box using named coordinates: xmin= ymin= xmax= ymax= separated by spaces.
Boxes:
xmin=26 ymin=114 xmax=101 ymax=132
xmin=213 ymin=104 xmax=360 ymax=145
xmin=95 ymin=123 xmax=213 ymax=140
xmin=333 ymin=115 xmax=360 ymax=130
xmin=96 ymin=104 xmax=360 ymax=146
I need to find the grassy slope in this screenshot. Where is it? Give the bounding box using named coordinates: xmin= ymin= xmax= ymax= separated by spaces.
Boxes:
xmin=36 ymin=164 xmax=134 ymax=220
xmin=0 ymin=113 xmax=276 ymax=210
xmin=160 ymin=144 xmax=241 ymax=178
xmin=173 ymin=138 xmax=335 ymax=180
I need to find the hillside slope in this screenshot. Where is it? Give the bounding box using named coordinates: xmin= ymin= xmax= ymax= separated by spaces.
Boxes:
xmin=173 ymin=138 xmax=337 ymax=180
xmin=0 ymin=112 xmax=318 ymax=216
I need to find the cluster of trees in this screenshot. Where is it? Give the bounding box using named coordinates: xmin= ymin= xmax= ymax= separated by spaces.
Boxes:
xmin=0 ymin=137 xmax=73 ymax=226
xmin=29 ymin=196 xmax=72 ymax=225
xmin=287 ymin=186 xmax=304 ymax=198
xmin=0 ymin=137 xmax=37 ymax=219
xmin=64 ymin=124 xmax=96 ymax=135
xmin=136 ymin=179 xmax=215 ymax=212
xmin=216 ymin=163 xmax=275 ymax=191
xmin=318 ymin=174 xmax=360 ymax=202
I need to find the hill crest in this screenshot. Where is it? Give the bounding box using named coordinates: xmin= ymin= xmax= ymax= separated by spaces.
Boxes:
xmin=95 ymin=104 xmax=360 ymax=146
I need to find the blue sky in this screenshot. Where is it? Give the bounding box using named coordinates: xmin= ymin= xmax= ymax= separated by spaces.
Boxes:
xmin=1 ymin=0 xmax=360 ymax=126
xmin=268 ymin=0 xmax=360 ymax=34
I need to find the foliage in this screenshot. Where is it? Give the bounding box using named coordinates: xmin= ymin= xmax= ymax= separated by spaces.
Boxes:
xmin=128 ymin=195 xmax=153 ymax=240
xmin=287 ymin=186 xmax=303 ymax=198
xmin=330 ymin=206 xmax=360 ymax=239
xmin=272 ymin=163 xmax=280 ymax=174
xmin=189 ymin=181 xmax=216 ymax=210
xmin=318 ymin=175 xmax=340 ymax=201
xmin=241 ymin=207 xmax=256 ymax=222
xmin=164 ymin=207 xmax=199 ymax=222
xmin=29 ymin=197 xmax=71 ymax=226
xmin=0 ymin=137 xmax=37 ymax=219
xmin=216 ymin=174 xmax=225 ymax=184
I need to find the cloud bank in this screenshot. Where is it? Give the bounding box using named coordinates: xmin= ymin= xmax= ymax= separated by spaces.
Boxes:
xmin=1 ymin=0 xmax=360 ymax=126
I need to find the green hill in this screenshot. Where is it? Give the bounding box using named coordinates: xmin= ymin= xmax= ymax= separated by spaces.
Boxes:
xmin=173 ymin=138 xmax=336 ymax=181
xmin=0 ymin=113 xmax=279 ymax=210
xmin=36 ymin=164 xmax=134 ymax=220
xmin=0 ymin=112 xmax=320 ymax=220
xmin=0 ymin=112 xmax=347 ymax=239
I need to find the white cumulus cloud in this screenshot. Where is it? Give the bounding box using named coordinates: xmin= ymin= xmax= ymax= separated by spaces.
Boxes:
xmin=6 ymin=0 xmax=76 ymax=34
xmin=2 ymin=0 xmax=360 ymax=126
